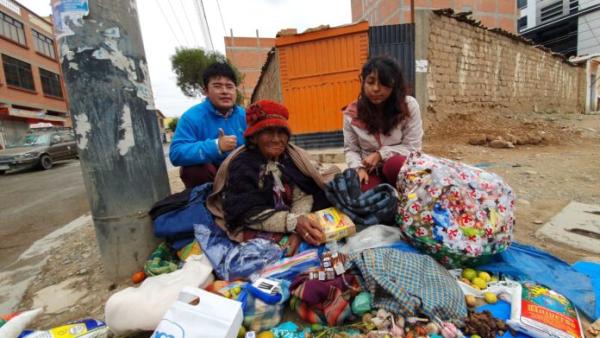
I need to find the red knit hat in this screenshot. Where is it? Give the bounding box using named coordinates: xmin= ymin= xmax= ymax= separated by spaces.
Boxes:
xmin=244 ymin=100 xmax=291 ymax=137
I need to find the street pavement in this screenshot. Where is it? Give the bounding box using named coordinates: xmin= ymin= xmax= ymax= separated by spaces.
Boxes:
xmin=0 ymin=160 xmax=88 ymax=270
xmin=0 ymin=144 xmax=174 ymax=270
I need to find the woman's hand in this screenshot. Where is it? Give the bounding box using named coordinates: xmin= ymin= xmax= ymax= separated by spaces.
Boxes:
xmin=362 ymin=151 xmax=382 ymax=172
xmin=357 ymin=168 xmax=369 ymax=185
xmin=296 ymin=215 xmax=324 ymax=246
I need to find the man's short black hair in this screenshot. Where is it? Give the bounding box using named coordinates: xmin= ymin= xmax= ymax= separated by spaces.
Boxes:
xmin=202 ymin=62 xmax=238 ymax=88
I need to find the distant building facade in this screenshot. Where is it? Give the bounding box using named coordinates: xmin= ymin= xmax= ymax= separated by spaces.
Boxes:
xmin=519 ymin=0 xmax=600 ymax=56
xmin=351 ymin=0 xmax=518 ymax=33
xmin=0 ymin=0 xmax=69 ymax=149
xmin=224 ymin=32 xmax=275 ymax=105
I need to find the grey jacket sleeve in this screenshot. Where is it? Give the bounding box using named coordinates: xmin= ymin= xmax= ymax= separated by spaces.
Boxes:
xmin=343 ymin=115 xmax=364 ymax=169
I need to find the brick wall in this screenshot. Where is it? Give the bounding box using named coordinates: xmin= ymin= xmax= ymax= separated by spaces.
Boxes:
xmin=224 ymin=36 xmax=275 ymax=105
xmin=251 ymin=49 xmax=282 ymax=103
xmin=420 ymin=12 xmax=585 ymax=126
xmin=352 ymin=0 xmax=517 ymax=32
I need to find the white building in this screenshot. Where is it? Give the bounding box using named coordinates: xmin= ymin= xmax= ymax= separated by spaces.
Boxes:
xmin=519 ymin=0 xmax=600 ymax=57
xmin=578 ymin=0 xmax=600 ymax=55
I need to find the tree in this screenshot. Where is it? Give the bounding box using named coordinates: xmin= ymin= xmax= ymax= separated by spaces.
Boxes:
xmin=167 ymin=117 xmax=179 ymax=132
xmin=171 ymin=48 xmax=244 ymax=104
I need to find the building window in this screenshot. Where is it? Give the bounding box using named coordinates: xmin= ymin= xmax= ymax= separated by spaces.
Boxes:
xmin=541 ymin=2 xmax=564 ymax=22
xmin=517 ymin=0 xmax=527 ymax=9
xmin=518 ymin=16 xmax=528 ymax=31
xmin=32 ymin=29 xmax=56 ymax=59
xmin=0 ymin=11 xmax=25 ymax=45
xmin=39 ymin=68 xmax=63 ymax=98
xmin=569 ymin=0 xmax=579 ymax=14
xmin=2 ymin=54 xmax=34 ymax=91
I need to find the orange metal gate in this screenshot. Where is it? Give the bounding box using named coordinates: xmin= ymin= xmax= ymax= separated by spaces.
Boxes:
xmin=275 ymin=22 xmax=369 ymax=134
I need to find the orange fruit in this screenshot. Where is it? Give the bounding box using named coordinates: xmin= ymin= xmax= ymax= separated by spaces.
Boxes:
xmin=131 ymin=271 xmax=146 ymax=284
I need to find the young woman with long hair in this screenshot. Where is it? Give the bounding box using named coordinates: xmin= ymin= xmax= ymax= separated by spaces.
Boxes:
xmin=343 ymin=56 xmax=423 ymax=192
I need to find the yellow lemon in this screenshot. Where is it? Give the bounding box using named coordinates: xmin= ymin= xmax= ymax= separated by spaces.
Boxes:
xmin=483 ymin=292 xmax=498 ymax=304
xmin=237 ymin=326 xmax=247 ymax=338
xmin=257 ymin=332 xmax=275 ymax=338
xmin=477 ymin=271 xmax=491 ymax=282
xmin=462 ymin=268 xmax=477 ymax=281
xmin=471 ymin=277 xmax=487 ymax=290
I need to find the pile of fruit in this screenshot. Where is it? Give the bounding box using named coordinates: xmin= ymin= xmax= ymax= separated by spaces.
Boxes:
xmin=459 ymin=268 xmax=498 ymax=306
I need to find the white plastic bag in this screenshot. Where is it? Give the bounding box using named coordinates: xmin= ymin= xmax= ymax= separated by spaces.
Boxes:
xmin=339 ymin=224 xmax=402 ymax=255
xmin=105 ymin=254 xmax=214 ymax=335
xmin=0 ymin=308 xmax=42 ymax=338
xmin=152 ymin=287 xmax=243 ymax=338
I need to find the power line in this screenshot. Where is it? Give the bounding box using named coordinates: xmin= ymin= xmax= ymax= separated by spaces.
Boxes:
xmin=179 ymin=0 xmax=200 ymax=47
xmin=200 ymin=0 xmax=214 ymax=51
xmin=216 ymin=0 xmax=227 ymax=36
xmin=167 ymin=0 xmax=191 ymax=46
xmin=155 ymin=0 xmax=183 ymax=47
xmin=192 ymin=0 xmax=214 ymax=51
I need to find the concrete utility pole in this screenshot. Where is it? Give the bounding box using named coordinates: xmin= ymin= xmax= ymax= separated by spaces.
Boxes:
xmin=51 ymin=0 xmax=170 ymax=280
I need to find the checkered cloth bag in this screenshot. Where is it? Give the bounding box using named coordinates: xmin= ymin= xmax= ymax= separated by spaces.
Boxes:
xmin=348 ymin=248 xmax=467 ymax=323
xmin=325 ymin=169 xmax=398 ymax=226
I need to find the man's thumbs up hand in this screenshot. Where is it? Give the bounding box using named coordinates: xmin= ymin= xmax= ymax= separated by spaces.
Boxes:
xmin=217 ymin=128 xmax=237 ymax=153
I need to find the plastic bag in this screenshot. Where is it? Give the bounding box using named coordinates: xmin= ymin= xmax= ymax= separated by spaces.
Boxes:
xmin=351 ymin=292 xmax=372 ymax=315
xmin=152 ymin=287 xmax=243 ymax=338
xmin=193 ymin=222 xmax=282 ymax=281
xmin=244 ymin=279 xmax=291 ymax=332
xmin=397 ymin=152 xmax=515 ymax=268
xmin=339 ymin=224 xmax=403 ymax=255
xmin=105 ymin=255 xmax=214 ymax=335
xmin=259 ymin=249 xmax=320 ymax=281
xmin=0 ymin=309 xmax=42 ymax=338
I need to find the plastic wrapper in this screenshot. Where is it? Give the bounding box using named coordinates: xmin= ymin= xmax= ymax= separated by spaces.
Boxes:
xmin=0 ymin=309 xmax=42 ymax=338
xmin=396 ymin=152 xmax=515 ymax=268
xmin=351 ymin=292 xmax=372 ymax=315
xmin=193 ymin=223 xmax=282 ymax=281
xmin=259 ymin=249 xmax=320 ymax=281
xmin=271 ymin=321 xmax=310 ymax=338
xmin=211 ymin=279 xmax=291 ymax=332
xmin=339 ymin=224 xmax=403 ymax=255
xmin=18 ymin=319 xmax=108 ymax=338
xmin=507 ymin=281 xmax=585 ymax=338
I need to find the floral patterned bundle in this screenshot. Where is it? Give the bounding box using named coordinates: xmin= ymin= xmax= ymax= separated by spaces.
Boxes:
xmin=396 ymin=152 xmax=515 ymax=268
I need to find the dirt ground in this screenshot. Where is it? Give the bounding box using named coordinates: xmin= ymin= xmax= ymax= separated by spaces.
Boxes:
xmin=15 ymin=110 xmax=600 ymax=331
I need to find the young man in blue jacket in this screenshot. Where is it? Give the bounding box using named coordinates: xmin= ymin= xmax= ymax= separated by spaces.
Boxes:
xmin=169 ymin=62 xmax=246 ymax=188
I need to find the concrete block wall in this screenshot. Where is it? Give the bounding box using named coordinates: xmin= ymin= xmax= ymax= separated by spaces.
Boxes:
xmin=251 ymin=50 xmax=282 ymax=103
xmin=416 ymin=11 xmax=585 ymax=128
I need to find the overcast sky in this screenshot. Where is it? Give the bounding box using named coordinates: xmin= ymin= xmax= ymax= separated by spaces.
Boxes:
xmin=19 ymin=0 xmax=351 ymax=117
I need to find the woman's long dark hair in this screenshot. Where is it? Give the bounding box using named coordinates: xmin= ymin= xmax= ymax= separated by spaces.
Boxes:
xmin=356 ymin=56 xmax=410 ymax=136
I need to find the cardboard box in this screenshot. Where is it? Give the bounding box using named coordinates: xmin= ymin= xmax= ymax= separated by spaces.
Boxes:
xmin=307 ymin=207 xmax=356 ymax=244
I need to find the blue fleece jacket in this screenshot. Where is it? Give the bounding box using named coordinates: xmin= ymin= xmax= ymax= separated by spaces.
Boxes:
xmin=169 ymin=99 xmax=246 ymax=166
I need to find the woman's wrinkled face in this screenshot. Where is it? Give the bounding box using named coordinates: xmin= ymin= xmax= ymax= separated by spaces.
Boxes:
xmin=254 ymin=127 xmax=289 ymax=160
xmin=363 ymin=71 xmax=393 ymax=106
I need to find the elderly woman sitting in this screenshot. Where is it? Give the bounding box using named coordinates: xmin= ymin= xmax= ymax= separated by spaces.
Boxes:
xmin=207 ymin=100 xmax=335 ymax=253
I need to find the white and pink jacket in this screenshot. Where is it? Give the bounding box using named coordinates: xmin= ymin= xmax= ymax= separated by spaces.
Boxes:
xmin=343 ymin=96 xmax=423 ymax=170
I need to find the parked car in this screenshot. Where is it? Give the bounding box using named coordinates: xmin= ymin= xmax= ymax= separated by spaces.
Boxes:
xmin=0 ymin=130 xmax=78 ymax=174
